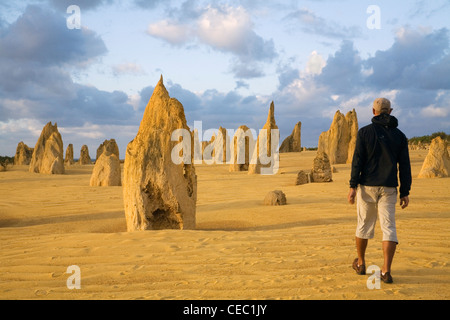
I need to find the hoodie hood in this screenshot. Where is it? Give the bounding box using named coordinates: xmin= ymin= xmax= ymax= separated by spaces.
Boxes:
xmin=372 ymin=113 xmax=398 ymax=128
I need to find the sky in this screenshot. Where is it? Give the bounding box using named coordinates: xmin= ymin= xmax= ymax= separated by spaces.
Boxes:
xmin=0 ymin=0 xmax=449 ymax=158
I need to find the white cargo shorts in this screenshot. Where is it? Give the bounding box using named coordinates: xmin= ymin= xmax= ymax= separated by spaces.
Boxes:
xmin=356 ymin=185 xmax=398 ymax=244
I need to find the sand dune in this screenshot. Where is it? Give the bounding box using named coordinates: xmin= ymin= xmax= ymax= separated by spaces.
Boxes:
xmin=0 ymin=150 xmax=448 ymax=299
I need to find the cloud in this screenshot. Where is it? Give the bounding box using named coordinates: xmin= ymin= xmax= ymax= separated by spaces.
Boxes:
xmin=276 ymin=58 xmax=300 ymax=90
xmin=146 ymin=4 xmax=277 ymax=79
xmin=284 ymin=8 xmax=362 ymax=39
xmin=112 ymin=63 xmax=146 ymax=76
xmin=365 ymin=27 xmax=450 ymax=90
xmin=270 ymin=27 xmax=450 ymax=144
xmin=147 ymin=19 xmax=192 ymax=45
xmin=134 ymin=0 xmax=167 ymax=10
xmin=306 ymin=51 xmax=326 ymax=75
xmin=47 ymin=0 xmax=112 ymax=11
xmin=0 ymin=5 xmax=107 ymax=67
xmin=421 ymin=105 xmax=449 ymax=118
xmin=235 ymin=80 xmax=250 ymax=90
xmin=196 ymin=5 xmax=276 ymax=63
xmin=316 ymin=40 xmax=362 ymax=94
xmin=0 ymin=5 xmax=137 ymax=155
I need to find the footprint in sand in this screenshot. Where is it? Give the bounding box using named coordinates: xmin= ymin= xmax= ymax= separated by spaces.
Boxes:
xmin=51 ymin=271 xmax=64 ymax=278
xmin=425 ymin=261 xmax=444 ymax=268
xmin=35 ymin=289 xmax=48 ymax=296
xmin=120 ymin=265 xmax=144 ymax=276
xmin=384 ymin=288 xmax=401 ymax=295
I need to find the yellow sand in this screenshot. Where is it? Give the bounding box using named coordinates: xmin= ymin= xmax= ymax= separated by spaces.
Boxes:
xmin=0 ymin=150 xmax=448 ymax=300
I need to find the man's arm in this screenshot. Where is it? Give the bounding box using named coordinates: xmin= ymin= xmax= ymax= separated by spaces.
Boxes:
xmin=348 ymin=131 xmax=364 ymax=204
xmin=348 ymin=188 xmax=357 ymax=204
xmin=398 ymin=134 xmax=411 ymax=209
xmin=398 ymin=134 xmax=412 ymax=208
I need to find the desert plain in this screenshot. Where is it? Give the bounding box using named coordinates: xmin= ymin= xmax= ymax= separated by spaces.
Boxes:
xmin=0 ymin=149 xmax=448 ymax=300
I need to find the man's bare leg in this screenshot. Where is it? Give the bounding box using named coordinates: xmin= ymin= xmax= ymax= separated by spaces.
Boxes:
xmin=382 ymin=241 xmax=396 ymax=274
xmin=356 ymin=237 xmax=368 ymax=266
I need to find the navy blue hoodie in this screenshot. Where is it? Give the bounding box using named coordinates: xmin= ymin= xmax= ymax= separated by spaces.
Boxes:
xmin=349 ymin=114 xmax=412 ymax=198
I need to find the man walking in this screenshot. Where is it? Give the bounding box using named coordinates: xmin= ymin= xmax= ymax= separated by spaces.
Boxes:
xmin=348 ymin=98 xmax=412 ymax=283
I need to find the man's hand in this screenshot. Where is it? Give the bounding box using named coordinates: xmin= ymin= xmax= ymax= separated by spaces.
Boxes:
xmin=348 ymin=188 xmax=357 ymax=204
xmin=400 ymin=196 xmax=409 ymax=209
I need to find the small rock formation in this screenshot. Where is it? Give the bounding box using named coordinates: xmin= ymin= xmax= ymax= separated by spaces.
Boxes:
xmin=229 ymin=125 xmax=254 ymax=172
xmin=214 ymin=126 xmax=230 ymax=164
xmin=14 ymin=142 xmax=33 ymax=165
xmin=191 ymin=129 xmax=202 ymax=164
xmin=280 ymin=122 xmax=302 ymax=153
xmin=202 ymin=133 xmax=215 ymax=162
xmin=96 ymin=139 xmax=120 ymax=161
xmin=65 ymin=144 xmax=74 ymax=165
xmin=318 ymin=109 xmax=358 ymax=164
xmin=418 ymin=136 xmax=450 ymax=178
xmin=29 ymin=122 xmax=65 ymax=174
xmin=123 ymin=76 xmax=197 ymax=231
xmin=78 ymin=145 xmax=91 ymax=165
xmin=264 ymin=190 xmax=287 ymax=206
xmin=346 ymin=110 xmax=358 ymax=163
xmin=90 ymin=151 xmax=121 ymax=186
xmin=295 ymin=170 xmax=310 ymax=185
xmin=310 ymin=151 xmax=332 ymax=182
xmin=249 ymin=101 xmax=279 ymax=175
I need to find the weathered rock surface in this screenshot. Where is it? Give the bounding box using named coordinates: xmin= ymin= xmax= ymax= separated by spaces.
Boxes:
xmin=318 ymin=109 xmax=358 ymax=164
xmin=29 ymin=122 xmax=65 ymax=174
xmin=311 ymin=151 xmax=332 ymax=182
xmin=214 ymin=126 xmax=230 ymax=164
xmin=78 ymin=145 xmax=91 ymax=165
xmin=264 ymin=190 xmax=287 ymax=206
xmin=280 ymin=122 xmax=302 ymax=153
xmin=65 ymin=143 xmax=74 ymax=165
xmin=295 ymin=170 xmax=310 ymax=185
xmin=418 ymin=136 xmax=450 ymax=178
xmin=90 ymin=152 xmax=121 ymax=186
xmin=229 ymin=125 xmax=254 ymax=172
xmin=346 ymin=109 xmax=358 ymax=164
xmin=14 ymin=142 xmax=33 ymax=165
xmin=191 ymin=129 xmax=202 ymax=164
xmin=123 ymin=76 xmax=197 ymax=231
xmin=248 ymin=101 xmax=279 ymax=175
xmin=96 ymin=139 xmax=119 ymax=161
xmin=202 ymin=133 xmax=215 ymax=162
